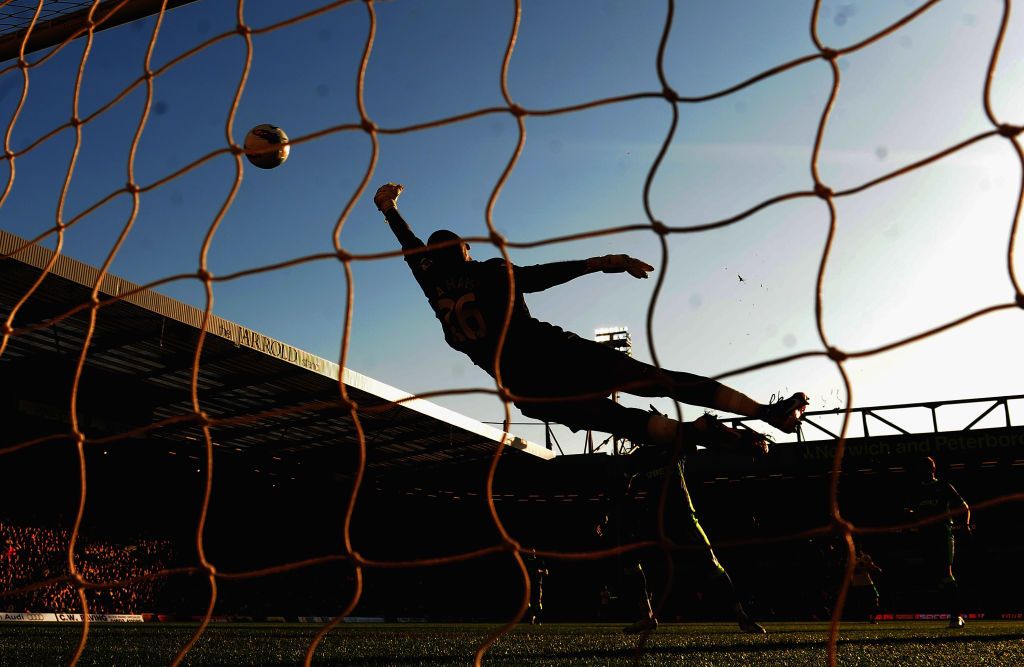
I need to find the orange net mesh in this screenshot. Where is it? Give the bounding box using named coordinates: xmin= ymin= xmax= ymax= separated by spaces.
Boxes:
xmin=1 ymin=0 xmax=1022 ymax=665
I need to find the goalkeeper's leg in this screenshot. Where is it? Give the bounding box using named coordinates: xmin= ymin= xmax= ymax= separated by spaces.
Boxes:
xmin=517 ymin=398 xmax=769 ymax=458
xmin=592 ymin=344 xmax=809 ymax=433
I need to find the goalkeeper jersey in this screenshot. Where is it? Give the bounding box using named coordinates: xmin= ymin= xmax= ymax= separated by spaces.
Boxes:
xmin=385 ymin=208 xmax=589 ymax=373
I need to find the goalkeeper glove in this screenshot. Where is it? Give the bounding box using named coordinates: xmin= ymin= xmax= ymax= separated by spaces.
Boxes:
xmin=587 ymin=254 xmax=654 ymax=279
xmin=374 ymin=183 xmax=404 ymax=213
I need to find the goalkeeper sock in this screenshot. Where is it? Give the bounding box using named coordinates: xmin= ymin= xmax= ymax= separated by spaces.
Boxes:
xmin=714 ymin=386 xmax=761 ymax=418
xmin=646 ymin=414 xmax=697 ymax=457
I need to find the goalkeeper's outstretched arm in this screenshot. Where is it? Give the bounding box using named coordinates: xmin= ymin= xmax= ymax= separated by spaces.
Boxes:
xmin=372 ymin=182 xmax=654 ymax=290
xmin=374 ymin=183 xmax=424 ymax=252
xmin=513 ymin=255 xmax=654 ymax=293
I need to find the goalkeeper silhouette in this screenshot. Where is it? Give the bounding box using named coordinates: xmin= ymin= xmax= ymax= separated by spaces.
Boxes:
xmin=374 ymin=183 xmax=808 ymax=454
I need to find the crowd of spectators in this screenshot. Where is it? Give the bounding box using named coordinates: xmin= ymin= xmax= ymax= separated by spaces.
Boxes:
xmin=0 ymin=522 xmax=173 ymax=613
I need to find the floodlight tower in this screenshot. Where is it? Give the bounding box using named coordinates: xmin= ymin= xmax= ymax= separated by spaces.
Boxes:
xmin=587 ymin=326 xmax=632 ymax=454
xmin=595 ymin=326 xmax=633 ymax=357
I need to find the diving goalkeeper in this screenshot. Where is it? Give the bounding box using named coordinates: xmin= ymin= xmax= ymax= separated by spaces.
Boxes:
xmin=374 ymin=183 xmax=808 ymax=453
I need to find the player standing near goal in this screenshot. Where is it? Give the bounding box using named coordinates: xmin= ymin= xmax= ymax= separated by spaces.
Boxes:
xmin=903 ymin=456 xmax=972 ymax=629
xmin=612 ymin=408 xmax=770 ymax=634
xmin=372 ymin=183 xmax=809 ymax=453
xmin=849 ymin=546 xmax=883 ymax=622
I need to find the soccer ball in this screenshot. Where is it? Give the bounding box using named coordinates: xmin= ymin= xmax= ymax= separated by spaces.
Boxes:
xmin=243 ymin=124 xmax=290 ymax=169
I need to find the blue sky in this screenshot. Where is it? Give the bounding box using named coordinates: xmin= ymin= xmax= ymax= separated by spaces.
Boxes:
xmin=2 ymin=0 xmax=1022 ymax=452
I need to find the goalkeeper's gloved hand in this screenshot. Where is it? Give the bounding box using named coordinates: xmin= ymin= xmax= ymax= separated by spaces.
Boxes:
xmin=374 ymin=182 xmax=404 ymax=213
xmin=587 ymin=254 xmax=655 ymax=279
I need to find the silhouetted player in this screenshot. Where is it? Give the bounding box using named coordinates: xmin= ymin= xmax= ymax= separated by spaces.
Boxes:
xmin=374 ymin=183 xmax=808 ymax=453
xmin=524 ymin=549 xmax=549 ymax=624
xmin=617 ymin=440 xmax=768 ymax=634
xmin=850 ymin=546 xmax=883 ymax=622
xmin=903 ymin=456 xmax=971 ymax=629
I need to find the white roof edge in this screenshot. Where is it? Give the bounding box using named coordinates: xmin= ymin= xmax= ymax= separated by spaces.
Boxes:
xmin=1 ymin=229 xmax=554 ymax=461
xmin=340 ymin=367 xmax=554 ymax=459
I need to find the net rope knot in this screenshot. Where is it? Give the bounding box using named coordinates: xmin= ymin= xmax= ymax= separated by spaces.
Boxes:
xmin=814 ymin=183 xmax=834 ymax=199
xmin=651 ymin=220 xmax=670 ymax=236
xmin=508 ymin=104 xmax=527 ymax=118
xmin=196 ymin=268 xmax=214 ymax=282
xmin=1016 ymin=291 xmax=1024 ymax=309
xmin=236 ymin=24 xmax=252 ymax=36
xmin=361 ymin=119 xmax=377 ymax=134
xmin=830 ymin=516 xmax=855 ymax=535
xmin=997 ymin=123 xmax=1022 ymax=138
xmin=827 ymin=346 xmax=848 ymax=362
xmin=819 ymin=47 xmax=839 ymax=61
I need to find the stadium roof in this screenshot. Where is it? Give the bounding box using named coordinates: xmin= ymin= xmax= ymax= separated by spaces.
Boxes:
xmin=0 ymin=0 xmax=200 ymax=63
xmin=0 ymin=229 xmax=552 ymax=483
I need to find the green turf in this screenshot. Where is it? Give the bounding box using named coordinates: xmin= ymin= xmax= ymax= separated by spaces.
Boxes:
xmin=1 ymin=621 xmax=1022 ymax=665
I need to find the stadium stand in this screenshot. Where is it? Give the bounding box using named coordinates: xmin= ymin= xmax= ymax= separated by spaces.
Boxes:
xmin=1 ymin=228 xmax=552 ymax=618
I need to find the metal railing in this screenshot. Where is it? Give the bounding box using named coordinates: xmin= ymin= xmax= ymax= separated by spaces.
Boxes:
xmin=486 ymin=395 xmax=1024 ymax=453
xmin=728 ymin=394 xmax=1024 ymax=443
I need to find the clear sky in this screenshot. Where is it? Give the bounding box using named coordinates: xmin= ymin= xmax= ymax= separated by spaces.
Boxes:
xmin=2 ymin=0 xmax=1022 ymax=452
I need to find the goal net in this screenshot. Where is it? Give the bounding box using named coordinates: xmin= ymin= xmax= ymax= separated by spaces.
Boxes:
xmin=1 ymin=1 xmax=1021 ymax=665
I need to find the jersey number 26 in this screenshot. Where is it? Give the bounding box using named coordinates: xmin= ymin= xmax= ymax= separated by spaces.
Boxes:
xmin=437 ymin=293 xmax=487 ymax=342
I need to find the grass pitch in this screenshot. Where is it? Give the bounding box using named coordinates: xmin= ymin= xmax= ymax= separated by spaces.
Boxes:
xmin=1 ymin=620 xmax=1022 ymax=665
